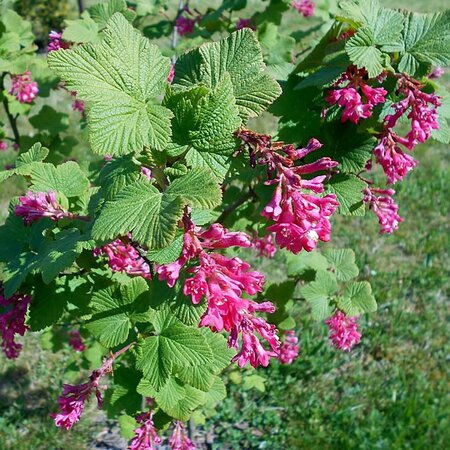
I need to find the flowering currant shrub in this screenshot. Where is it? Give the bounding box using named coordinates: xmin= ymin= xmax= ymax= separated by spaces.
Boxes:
xmin=0 ymin=0 xmax=449 ymax=446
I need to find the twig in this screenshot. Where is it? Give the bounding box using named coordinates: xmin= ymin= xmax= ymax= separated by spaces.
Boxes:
xmin=0 ymin=73 xmax=21 ymax=145
xmin=216 ymin=189 xmax=256 ymax=224
xmin=77 ymin=0 xmax=85 ymax=15
xmin=171 ymin=0 xmax=186 ymax=63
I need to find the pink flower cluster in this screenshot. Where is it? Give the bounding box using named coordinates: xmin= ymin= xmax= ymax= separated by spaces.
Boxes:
xmin=128 ymin=411 xmax=162 ymax=450
xmin=52 ymin=356 xmax=114 ymax=429
xmin=325 ymin=66 xmax=387 ymax=124
xmin=429 ymin=67 xmax=444 ymax=79
xmin=236 ymin=18 xmax=256 ymax=31
xmin=169 ymin=421 xmax=196 ymax=450
xmin=69 ymin=91 xmax=85 ymax=113
xmin=0 ymin=141 xmax=8 ymax=151
xmin=325 ymin=311 xmax=361 ymax=351
xmin=168 ymin=65 xmax=175 ymax=84
xmin=9 ymin=72 xmax=38 ymax=103
xmin=252 ymin=234 xmax=277 ymax=258
xmin=238 ymin=130 xmax=339 ymax=254
xmin=48 ymin=30 xmax=70 ymax=52
xmin=93 ymin=236 xmax=151 ymax=279
xmin=157 ymin=220 xmax=281 ymax=368
xmin=374 ymin=76 xmax=441 ymax=184
xmin=0 ymin=290 xmax=31 ymax=359
xmin=292 ymin=0 xmax=316 ymax=17
xmin=278 ymin=330 xmax=299 ymax=364
xmin=15 ymin=191 xmax=68 ymax=224
xmin=176 ymin=7 xmax=200 ymax=36
xmin=364 ymin=187 xmax=403 ymax=234
xmin=68 ymin=330 xmax=86 ymax=352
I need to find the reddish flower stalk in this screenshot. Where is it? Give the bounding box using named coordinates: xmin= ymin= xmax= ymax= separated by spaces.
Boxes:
xmin=325 ymin=65 xmax=387 ymax=124
xmin=157 ymin=218 xmax=281 ymax=368
xmin=128 ymin=410 xmax=162 ymax=450
xmin=237 ymin=129 xmax=339 ymax=254
xmin=325 ymin=311 xmax=361 ymax=351
xmin=0 ymin=288 xmax=31 ymax=359
xmin=374 ymin=75 xmax=441 ymax=184
xmin=252 ymin=234 xmax=277 ymax=258
xmin=9 ymin=72 xmax=38 ymax=103
xmin=169 ymin=421 xmax=196 ymax=450
xmin=15 ymin=191 xmax=85 ymax=224
xmin=48 ymin=30 xmax=70 ymax=52
xmin=363 ymin=187 xmax=403 ymax=234
xmin=68 ymin=330 xmax=86 ymax=352
xmin=52 ymin=343 xmax=133 ymax=429
xmin=292 ymin=0 xmax=316 ymax=17
xmin=236 ymin=18 xmax=256 ymax=31
xmin=278 ymin=330 xmax=299 ymax=364
xmin=93 ymin=236 xmax=152 ymax=279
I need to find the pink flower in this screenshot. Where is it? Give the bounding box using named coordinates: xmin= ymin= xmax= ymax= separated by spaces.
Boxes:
xmin=373 ymin=132 xmax=418 ymax=184
xmin=364 ymin=187 xmax=403 ymax=234
xmin=48 ymin=30 xmax=70 ymax=52
xmin=168 ymin=65 xmax=175 ymax=84
xmin=373 ymin=75 xmax=441 ymax=183
xmin=0 ymin=141 xmax=8 ymax=151
xmin=176 ymin=16 xmax=196 ymax=36
xmin=0 ymin=290 xmax=31 ymax=359
xmin=429 ymin=67 xmax=445 ymax=79
xmin=53 ymin=368 xmax=110 ymax=429
xmin=238 ymin=130 xmax=339 ymax=254
xmin=93 ymin=237 xmax=151 ymax=279
xmin=128 ymin=411 xmax=162 ymax=450
xmin=15 ymin=191 xmax=68 ymax=224
xmin=13 ymin=142 xmax=19 ymax=151
xmin=158 ymin=220 xmax=280 ymax=368
xmin=72 ymin=99 xmax=85 ymax=113
xmin=278 ymin=330 xmax=299 ymax=364
xmin=68 ymin=330 xmax=86 ymax=352
xmin=9 ymin=72 xmax=38 ymax=103
xmin=325 ymin=66 xmax=387 ymax=124
xmin=236 ymin=18 xmax=256 ymax=31
xmin=169 ymin=421 xmax=196 ymax=450
xmin=292 ymin=0 xmax=315 ymax=17
xmin=141 ymin=167 xmax=152 ymax=180
xmin=325 ymin=311 xmax=361 ymax=351
xmin=252 ymin=234 xmax=277 ymax=258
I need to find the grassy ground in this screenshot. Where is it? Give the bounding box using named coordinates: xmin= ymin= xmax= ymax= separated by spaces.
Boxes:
xmin=0 ymin=0 xmax=449 ymax=449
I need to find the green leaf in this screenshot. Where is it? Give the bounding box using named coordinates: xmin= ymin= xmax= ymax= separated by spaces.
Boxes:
xmin=48 ymin=13 xmax=172 ymax=156
xmin=325 ymin=174 xmax=366 ymax=216
xmin=135 ymin=310 xmax=213 ymax=390
xmin=30 ymin=161 xmax=90 ymax=198
xmin=1 ymin=10 xmax=35 ymax=48
xmin=243 ymin=374 xmax=266 ymax=392
xmin=118 ymin=415 xmax=138 ymax=439
xmin=300 ymin=270 xmax=337 ymax=320
xmin=92 ymin=180 xmax=185 ymax=249
xmin=154 ymin=377 xmax=205 ymax=421
xmin=201 ymin=376 xmax=226 ymax=408
xmin=87 ymin=278 xmax=151 ymax=347
xmin=337 ymin=281 xmax=377 ymax=316
xmin=167 ymin=75 xmax=241 ymax=181
xmin=166 ymin=168 xmax=222 ymax=210
xmin=286 ymin=251 xmax=329 ymax=277
xmin=38 ymin=229 xmax=91 ymax=284
xmin=28 ymin=280 xmax=68 ymax=331
xmin=88 ymin=0 xmax=136 ymax=29
xmin=173 ymin=29 xmax=281 ymax=121
xmin=323 ymin=248 xmax=359 ymax=282
xmin=345 ymin=28 xmax=384 ymax=78
xmin=147 ymin=234 xmax=184 ymax=265
xmin=29 ymin=106 xmax=69 ymax=137
xmin=63 ymin=17 xmax=100 ymax=43
xmin=109 ymin=366 xmax=142 ymax=415
xmin=398 ymin=11 xmax=450 ymax=76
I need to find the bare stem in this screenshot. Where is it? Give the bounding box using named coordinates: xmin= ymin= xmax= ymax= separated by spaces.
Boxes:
xmin=77 ymin=0 xmax=85 ymax=15
xmin=171 ymin=0 xmax=186 ymax=63
xmin=0 ymin=73 xmax=21 ymax=145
